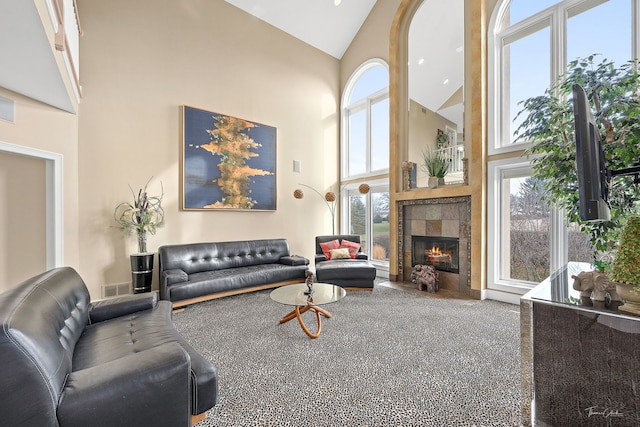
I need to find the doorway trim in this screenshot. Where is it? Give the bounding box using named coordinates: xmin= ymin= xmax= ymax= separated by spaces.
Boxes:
xmin=0 ymin=141 xmax=63 ymax=269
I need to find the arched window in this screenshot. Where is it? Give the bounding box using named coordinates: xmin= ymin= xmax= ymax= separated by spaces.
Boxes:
xmin=341 ymin=60 xmax=390 ymax=275
xmin=341 ymin=60 xmax=389 ymax=178
xmin=486 ymin=0 xmax=639 ymax=301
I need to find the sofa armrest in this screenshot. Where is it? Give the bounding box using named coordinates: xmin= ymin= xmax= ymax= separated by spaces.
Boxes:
xmin=163 ymin=269 xmax=189 ymax=285
xmin=88 ymin=292 xmax=158 ymax=324
xmin=315 ymin=254 xmax=328 ymax=264
xmin=160 ymin=269 xmax=188 ymax=300
xmin=57 ymin=342 xmax=192 ymax=427
xmin=280 ymin=255 xmax=309 ymax=266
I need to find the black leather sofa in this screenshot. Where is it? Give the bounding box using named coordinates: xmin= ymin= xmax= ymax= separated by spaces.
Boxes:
xmin=158 ymin=238 xmax=309 ymax=308
xmin=314 ymin=234 xmax=377 ymax=289
xmin=0 ymin=267 xmax=218 ymax=427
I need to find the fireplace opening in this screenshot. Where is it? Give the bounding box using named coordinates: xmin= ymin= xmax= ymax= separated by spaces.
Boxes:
xmin=412 ymin=236 xmax=459 ymax=274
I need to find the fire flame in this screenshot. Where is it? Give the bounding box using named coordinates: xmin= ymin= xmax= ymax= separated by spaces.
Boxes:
xmin=426 ymin=246 xmax=451 ymax=262
xmin=429 ymin=245 xmax=443 ymax=256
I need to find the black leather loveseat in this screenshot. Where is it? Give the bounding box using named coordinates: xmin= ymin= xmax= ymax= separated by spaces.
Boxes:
xmin=0 ymin=267 xmax=218 ymax=427
xmin=159 ymin=238 xmax=309 ymax=308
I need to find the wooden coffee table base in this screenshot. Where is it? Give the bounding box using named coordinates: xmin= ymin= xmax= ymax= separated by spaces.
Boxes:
xmin=279 ymin=305 xmax=332 ymax=339
xmin=271 ymin=283 xmax=345 ymax=339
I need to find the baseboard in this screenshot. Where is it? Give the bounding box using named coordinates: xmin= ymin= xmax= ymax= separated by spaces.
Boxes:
xmin=481 ymin=288 xmax=522 ymax=305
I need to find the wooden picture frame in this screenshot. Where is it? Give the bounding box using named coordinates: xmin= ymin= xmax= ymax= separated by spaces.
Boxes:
xmin=181 ymin=105 xmax=277 ymax=211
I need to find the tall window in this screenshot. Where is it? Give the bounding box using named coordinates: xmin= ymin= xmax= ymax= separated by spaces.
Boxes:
xmin=487 ymin=0 xmax=638 ymax=296
xmin=342 ymin=60 xmax=389 ymax=178
xmin=488 ymin=161 xmax=558 ymax=294
xmin=344 ymin=182 xmax=390 ymax=264
xmin=341 ymin=60 xmax=390 ymax=274
xmin=489 ymin=0 xmax=637 ymax=154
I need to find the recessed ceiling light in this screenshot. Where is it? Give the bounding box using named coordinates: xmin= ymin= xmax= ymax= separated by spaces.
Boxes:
xmin=418 ymin=58 xmax=425 ymax=65
xmin=334 ymin=0 xmax=342 ymax=5
xmin=443 ymin=79 xmax=449 ymax=85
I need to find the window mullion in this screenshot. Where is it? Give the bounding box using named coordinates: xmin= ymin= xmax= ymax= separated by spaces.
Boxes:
xmin=369 ymin=88 xmax=389 ymax=103
xmin=551 ymin=5 xmax=566 ymax=90
xmin=366 ymin=97 xmax=372 ymax=174
xmin=499 ymin=35 xmax=509 ymax=150
xmin=342 ymin=108 xmax=349 ymax=178
xmin=366 ymin=191 xmax=372 ymax=255
xmin=550 ymin=207 xmax=569 ymax=273
xmin=634 ymin=0 xmax=640 ymax=59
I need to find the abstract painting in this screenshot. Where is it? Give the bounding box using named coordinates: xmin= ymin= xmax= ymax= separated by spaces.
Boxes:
xmin=182 ymin=106 xmax=277 ymax=210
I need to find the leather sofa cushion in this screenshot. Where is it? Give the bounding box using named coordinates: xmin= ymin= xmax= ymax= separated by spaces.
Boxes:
xmin=315 ymin=260 xmax=376 ymax=289
xmin=159 ymin=239 xmax=293 ymax=276
xmin=315 ymin=260 xmax=377 ymax=280
xmin=279 ymin=255 xmax=308 ymax=266
xmin=166 ymin=263 xmax=307 ymax=302
xmin=58 ymin=342 xmax=192 ymax=427
xmin=73 ymin=299 xmax=217 ymax=415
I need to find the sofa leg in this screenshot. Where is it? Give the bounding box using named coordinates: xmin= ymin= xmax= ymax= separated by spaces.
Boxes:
xmin=191 ymin=412 xmax=206 ymax=425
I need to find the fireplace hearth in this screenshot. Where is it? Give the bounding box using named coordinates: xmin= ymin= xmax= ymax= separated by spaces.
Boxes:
xmin=398 ymin=196 xmax=471 ymax=294
xmin=412 ymin=236 xmax=459 ymax=273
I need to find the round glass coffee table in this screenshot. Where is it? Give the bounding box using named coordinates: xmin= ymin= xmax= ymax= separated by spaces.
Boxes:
xmin=270 ymin=283 xmax=346 ymax=339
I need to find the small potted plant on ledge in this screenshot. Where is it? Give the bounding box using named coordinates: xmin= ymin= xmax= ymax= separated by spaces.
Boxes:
xmin=114 ymin=178 xmax=164 ymax=293
xmin=422 ymin=149 xmax=449 ymax=188
xmin=610 ymin=215 xmax=640 ymax=315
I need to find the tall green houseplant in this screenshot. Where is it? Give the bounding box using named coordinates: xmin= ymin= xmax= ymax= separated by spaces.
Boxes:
xmin=515 ymin=55 xmax=640 ymax=258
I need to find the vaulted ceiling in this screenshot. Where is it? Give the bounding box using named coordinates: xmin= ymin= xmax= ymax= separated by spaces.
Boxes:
xmin=0 ymin=0 xmax=464 ymax=128
xmin=226 ymin=0 xmax=464 ymax=128
xmin=223 ymin=0 xmax=378 ymax=60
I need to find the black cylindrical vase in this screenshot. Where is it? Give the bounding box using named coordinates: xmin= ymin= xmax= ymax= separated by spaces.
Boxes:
xmin=130 ymin=253 xmax=154 ymax=293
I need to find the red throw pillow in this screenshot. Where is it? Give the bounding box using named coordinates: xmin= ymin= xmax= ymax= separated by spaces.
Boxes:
xmin=340 ymin=239 xmax=361 ymax=259
xmin=319 ymin=239 xmax=340 ymax=259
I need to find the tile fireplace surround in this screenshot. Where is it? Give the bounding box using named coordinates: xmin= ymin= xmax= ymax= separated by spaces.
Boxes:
xmin=398 ymin=196 xmax=471 ymax=294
